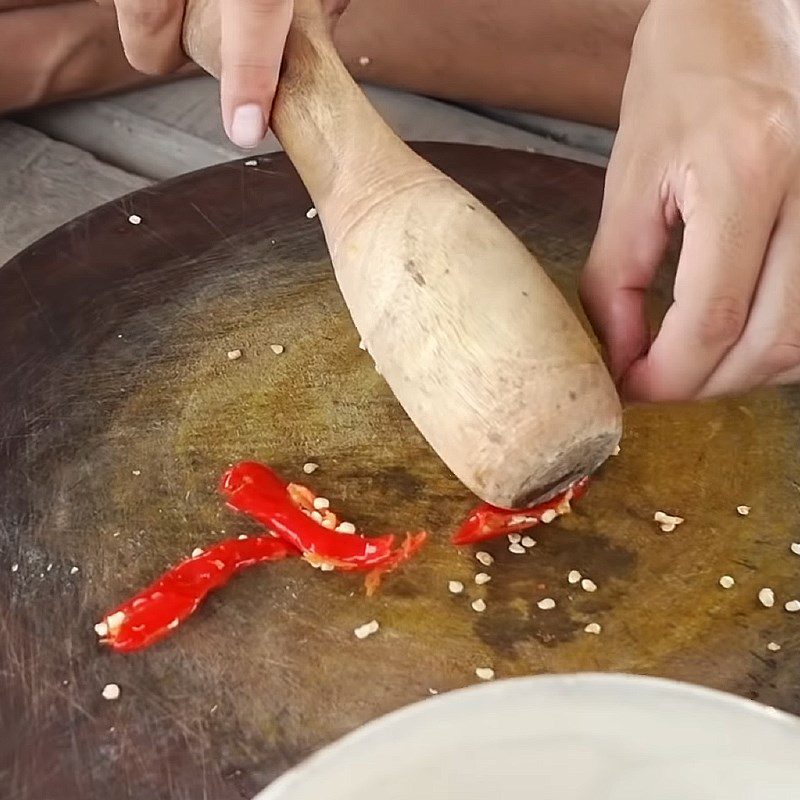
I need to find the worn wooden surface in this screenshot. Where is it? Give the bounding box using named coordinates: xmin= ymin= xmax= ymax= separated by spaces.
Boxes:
xmin=0 ymin=121 xmax=148 ymax=264
xmin=1 ymin=145 xmax=799 ymax=800
xmin=21 ymin=77 xmax=607 ymax=181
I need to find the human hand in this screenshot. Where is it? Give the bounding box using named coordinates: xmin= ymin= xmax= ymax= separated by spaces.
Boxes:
xmin=580 ymin=0 xmax=800 ymax=402
xmin=103 ymin=0 xmax=348 ymax=149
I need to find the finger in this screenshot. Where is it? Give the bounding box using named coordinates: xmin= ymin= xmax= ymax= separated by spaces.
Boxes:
xmin=699 ymin=196 xmax=800 ymax=396
xmin=580 ymin=139 xmax=672 ymax=382
xmin=220 ymin=0 xmax=292 ymax=149
xmin=113 ymin=0 xmax=187 ymax=75
xmin=621 ymin=165 xmax=782 ymax=402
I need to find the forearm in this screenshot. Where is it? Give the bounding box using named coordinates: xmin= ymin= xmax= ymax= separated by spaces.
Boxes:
xmin=335 ymin=0 xmax=649 ymax=128
xmin=0 ymin=2 xmax=167 ymax=113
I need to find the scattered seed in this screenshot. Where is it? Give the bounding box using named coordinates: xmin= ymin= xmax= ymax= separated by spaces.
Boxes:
xmin=521 ymin=536 xmax=536 ymax=548
xmin=354 ymin=619 xmax=379 ymax=639
xmin=568 ymin=570 xmax=582 ymax=585
xmin=10 ymin=563 xmax=18 ymax=573
xmin=227 ymin=349 xmax=242 ymax=361
xmin=305 ymin=207 xmax=318 ymax=219
xmin=508 ymin=543 xmax=526 ymax=554
xmin=785 ymin=599 xmax=800 ymax=613
xmin=719 ymin=575 xmax=735 ymax=589
xmin=540 ymin=509 xmax=557 ymax=524
xmin=581 ymin=578 xmax=597 ymax=593
xmin=475 ymin=572 xmax=491 ymax=585
xmin=475 ymin=667 xmax=495 ymax=681
xmin=737 ymin=505 xmax=751 ymax=516
xmin=313 ymin=497 xmax=330 ymax=511
xmin=270 ymin=344 xmax=285 ymax=355
xmin=302 ymin=462 xmax=319 ymax=474
xmin=428 ymin=688 xmax=439 ymax=695
xmin=448 ymin=580 xmax=464 ymax=594
xmin=335 ymin=521 xmax=356 ymax=534
xmin=476 ymin=551 xmax=493 ymax=567
xmin=127 ymin=214 xmax=142 ymax=225
xmin=102 ymin=683 xmax=120 ymax=701
xmin=237 ymin=534 xmax=248 ymax=540
xmin=244 ymin=159 xmax=257 ymax=166
xmin=584 ymin=622 xmax=602 ymax=635
xmin=46 ymin=563 xmax=53 ymax=572
xmin=758 ymin=587 xmax=775 ymax=608
xmin=358 ymin=55 xmax=371 ymax=66
xmin=537 ymin=598 xmax=556 ymax=610
xmin=790 ymin=543 xmax=800 ymax=556
xmin=767 ymin=642 xmax=782 ymax=652
xmin=654 ymin=511 xmax=684 ymax=533
xmin=132 ymin=470 xmax=141 ymax=476
xmin=94 ymin=621 xmax=109 ymax=637
xmin=471 ymin=598 xmax=486 ymax=613
xmin=507 ymin=533 xmax=522 ymax=544
xmin=191 ymin=547 xmax=204 ymax=558
xmin=612 ymin=445 xmax=621 ymax=456
xmin=310 ymin=510 xmax=323 ymax=523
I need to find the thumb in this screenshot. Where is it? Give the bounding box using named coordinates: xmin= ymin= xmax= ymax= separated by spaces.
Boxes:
xmin=220 ymin=0 xmax=293 ymax=149
xmin=580 ymin=144 xmax=672 ymax=382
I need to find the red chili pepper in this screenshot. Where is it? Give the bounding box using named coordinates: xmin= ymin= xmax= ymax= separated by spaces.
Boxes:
xmin=452 ymin=477 xmax=590 ymax=545
xmin=96 ymin=536 xmax=295 ymax=652
xmin=222 ymin=462 xmax=400 ymax=568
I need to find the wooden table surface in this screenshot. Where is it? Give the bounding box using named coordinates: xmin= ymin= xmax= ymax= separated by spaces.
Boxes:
xmin=1 ymin=143 xmax=799 ymax=800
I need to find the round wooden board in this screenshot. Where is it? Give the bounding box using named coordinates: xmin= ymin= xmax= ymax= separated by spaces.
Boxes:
xmin=1 ymin=144 xmax=798 ymax=800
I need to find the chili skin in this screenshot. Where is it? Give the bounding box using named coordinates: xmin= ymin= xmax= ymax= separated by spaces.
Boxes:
xmin=97 ymin=536 xmax=295 ymax=653
xmin=452 ymin=477 xmax=590 ymax=545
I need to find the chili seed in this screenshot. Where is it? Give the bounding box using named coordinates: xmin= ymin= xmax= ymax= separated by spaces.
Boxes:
xmin=540 ymin=509 xmax=557 ymax=524
xmin=69 ymin=566 xmax=79 ymax=575
xmin=758 ymin=587 xmax=775 ymax=608
xmin=302 ymin=462 xmax=319 ymax=474
xmin=475 ymin=667 xmax=495 ymax=681
xmin=471 ymin=598 xmax=486 ymax=613
xmin=568 ymin=570 xmax=582 ymax=585
xmin=475 ymin=572 xmax=491 ymax=585
xmin=581 ymin=578 xmax=597 ymax=593
xmin=191 ymin=547 xmax=204 ymax=557
xmin=359 ymin=55 xmax=371 ymax=66
xmin=227 ymin=349 xmax=242 ymax=361
xmin=537 ymin=598 xmax=556 ymax=610
xmin=305 ymin=207 xmax=318 ymax=219
xmin=521 ymin=536 xmax=536 ymax=548
xmin=790 ymin=543 xmax=800 ymax=556
xmin=127 ymin=214 xmax=142 ymax=225
xmin=270 ymin=344 xmax=285 ymax=355
xmin=354 ymin=620 xmax=380 ymax=639
xmin=476 ymin=551 xmax=493 ymax=567
xmin=94 ymin=621 xmax=109 ymax=637
xmin=784 ymin=600 xmax=800 ymax=613
xmin=448 ymin=580 xmax=464 ymax=594
xmin=102 ymin=683 xmax=120 ymax=700
xmin=508 ymin=533 xmax=522 ymax=544
xmin=584 ymin=622 xmax=602 ymax=634
xmin=737 ymin=505 xmax=751 ymax=516
xmin=335 ymin=522 xmax=356 ymax=534
xmin=719 ymin=575 xmax=735 ymax=589
xmin=508 ymin=543 xmax=526 ymax=555
xmin=767 ymin=642 xmax=782 ymax=652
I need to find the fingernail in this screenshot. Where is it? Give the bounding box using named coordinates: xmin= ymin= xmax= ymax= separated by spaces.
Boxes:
xmin=230 ymin=104 xmax=265 ymax=149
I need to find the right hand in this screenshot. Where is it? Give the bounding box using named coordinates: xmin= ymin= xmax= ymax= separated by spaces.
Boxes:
xmin=102 ymin=0 xmax=349 ymax=149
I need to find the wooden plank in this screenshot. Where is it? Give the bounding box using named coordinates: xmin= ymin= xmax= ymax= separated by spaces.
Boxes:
xmin=0 ymin=121 xmax=148 ymax=265
xmin=22 ymin=76 xmax=606 ymax=182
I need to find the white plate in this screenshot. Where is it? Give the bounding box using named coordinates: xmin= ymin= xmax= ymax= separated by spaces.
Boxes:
xmin=255 ymin=673 xmax=800 ymax=800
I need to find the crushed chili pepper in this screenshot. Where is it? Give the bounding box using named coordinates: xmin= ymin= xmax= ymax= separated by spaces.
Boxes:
xmin=452 ymin=477 xmax=590 ymax=545
xmin=221 ymin=462 xmax=426 ymax=579
xmin=96 ymin=536 xmax=295 ymax=652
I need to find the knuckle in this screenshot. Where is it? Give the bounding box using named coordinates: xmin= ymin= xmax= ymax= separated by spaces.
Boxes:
xmin=693 ymin=295 xmax=748 ymax=348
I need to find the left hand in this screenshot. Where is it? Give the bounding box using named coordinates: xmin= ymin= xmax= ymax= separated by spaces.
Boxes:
xmin=580 ymin=0 xmax=800 ymax=402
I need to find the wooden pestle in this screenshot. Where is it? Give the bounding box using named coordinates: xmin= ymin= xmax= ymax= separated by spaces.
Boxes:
xmin=182 ymin=0 xmax=622 ymax=509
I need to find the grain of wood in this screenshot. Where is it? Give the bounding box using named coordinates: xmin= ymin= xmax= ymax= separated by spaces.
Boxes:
xmin=0 ymin=121 xmax=147 ymax=265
